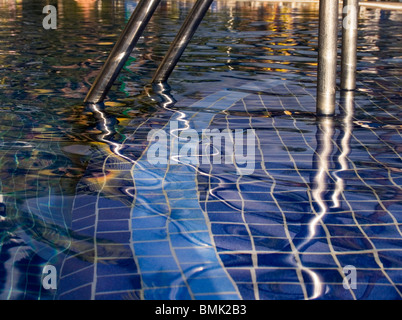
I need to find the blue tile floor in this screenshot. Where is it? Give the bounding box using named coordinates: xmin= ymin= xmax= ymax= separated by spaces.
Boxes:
xmin=2 ymin=78 xmax=401 ymax=300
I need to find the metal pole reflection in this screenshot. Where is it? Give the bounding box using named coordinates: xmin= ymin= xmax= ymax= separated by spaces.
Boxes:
xmin=86 ymin=103 xmax=135 ymax=166
xmin=301 ymin=92 xmax=354 ymax=299
xmin=310 ymin=116 xmax=335 ymax=239
xmin=296 ymin=116 xmax=336 ymax=300
xmin=332 ymin=90 xmax=354 ymax=208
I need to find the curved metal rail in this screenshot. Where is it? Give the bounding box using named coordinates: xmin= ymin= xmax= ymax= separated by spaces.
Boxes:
xmin=84 ymin=0 xmax=162 ymax=104
xmin=84 ymin=0 xmax=213 ymax=104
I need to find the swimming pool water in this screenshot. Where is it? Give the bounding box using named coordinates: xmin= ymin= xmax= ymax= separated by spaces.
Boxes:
xmin=0 ymin=0 xmax=401 ymax=300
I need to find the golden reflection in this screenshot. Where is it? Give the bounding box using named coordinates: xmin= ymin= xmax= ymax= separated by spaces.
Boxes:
xmin=74 ymin=0 xmax=97 ymax=21
xmin=0 ymin=0 xmax=19 ymax=30
xmin=215 ymin=0 xmax=319 ymax=73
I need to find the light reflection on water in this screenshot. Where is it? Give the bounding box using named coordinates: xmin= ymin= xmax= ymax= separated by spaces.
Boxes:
xmin=0 ymin=0 xmax=401 ymax=300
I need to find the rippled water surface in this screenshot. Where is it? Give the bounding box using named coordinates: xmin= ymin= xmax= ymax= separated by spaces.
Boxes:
xmin=0 ymin=0 xmax=401 ymax=300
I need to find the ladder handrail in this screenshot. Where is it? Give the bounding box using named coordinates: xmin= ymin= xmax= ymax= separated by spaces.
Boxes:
xmin=85 ymin=0 xmax=214 ymax=104
xmin=84 ymin=0 xmax=162 ymax=104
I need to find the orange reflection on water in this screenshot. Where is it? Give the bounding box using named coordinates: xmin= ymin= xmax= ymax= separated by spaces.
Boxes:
xmin=75 ymin=0 xmax=97 ymax=21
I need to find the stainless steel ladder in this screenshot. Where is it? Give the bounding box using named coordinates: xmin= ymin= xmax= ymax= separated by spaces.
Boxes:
xmin=84 ymin=0 xmax=358 ymax=117
xmin=84 ymin=0 xmax=214 ymax=104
